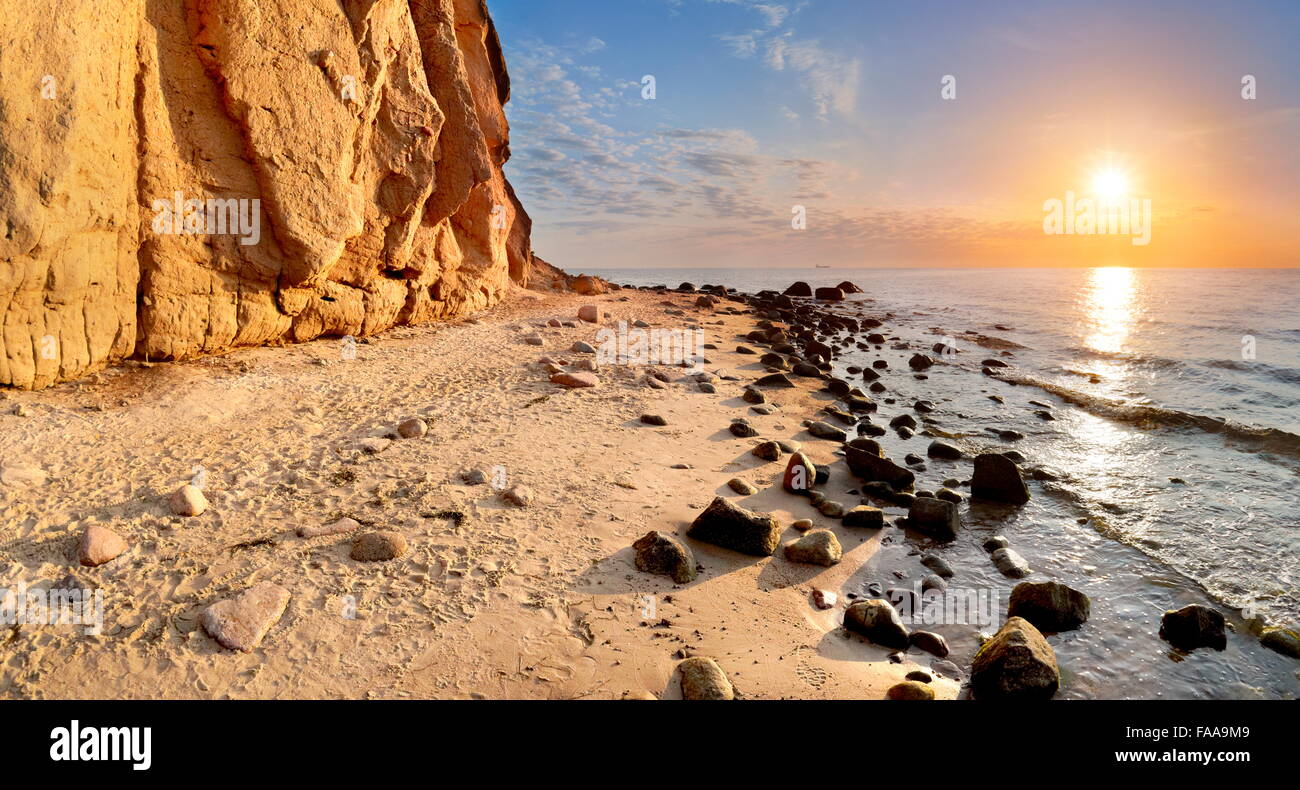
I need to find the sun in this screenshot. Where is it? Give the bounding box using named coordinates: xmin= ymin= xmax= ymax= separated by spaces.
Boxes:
xmin=1091 ymin=167 xmax=1130 ymax=202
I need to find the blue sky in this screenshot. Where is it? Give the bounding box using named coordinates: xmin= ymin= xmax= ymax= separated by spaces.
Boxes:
xmin=491 ymin=0 xmax=1300 ymax=269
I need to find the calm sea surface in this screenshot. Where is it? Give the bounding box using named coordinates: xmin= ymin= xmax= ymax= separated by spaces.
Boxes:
xmin=587 ymin=266 xmax=1300 ymax=699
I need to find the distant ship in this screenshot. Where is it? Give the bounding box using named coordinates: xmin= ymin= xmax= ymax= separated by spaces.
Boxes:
xmin=815 ymin=264 xmax=830 ymax=268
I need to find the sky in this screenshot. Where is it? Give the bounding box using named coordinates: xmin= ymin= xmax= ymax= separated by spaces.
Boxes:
xmin=491 ymin=0 xmax=1300 ymax=269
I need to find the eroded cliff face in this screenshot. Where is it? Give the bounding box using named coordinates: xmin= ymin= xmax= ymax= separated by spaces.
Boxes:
xmin=0 ymin=0 xmax=560 ymax=389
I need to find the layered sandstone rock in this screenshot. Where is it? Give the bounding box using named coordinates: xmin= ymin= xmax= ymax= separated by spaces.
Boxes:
xmin=0 ymin=0 xmax=571 ymax=389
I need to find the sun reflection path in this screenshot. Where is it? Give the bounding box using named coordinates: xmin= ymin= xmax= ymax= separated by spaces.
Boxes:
xmin=1082 ymin=267 xmax=1137 ymax=355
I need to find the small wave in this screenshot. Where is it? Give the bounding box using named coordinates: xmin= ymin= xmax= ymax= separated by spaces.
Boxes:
xmin=996 ymin=372 xmax=1300 ymax=459
xmin=1202 ymin=359 xmax=1300 ymax=385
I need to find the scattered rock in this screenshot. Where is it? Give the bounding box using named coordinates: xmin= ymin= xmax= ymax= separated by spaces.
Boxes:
xmin=970 ymin=616 xmax=1059 ymax=699
xmin=1260 ymin=627 xmax=1300 ymax=658
xmin=640 ymin=414 xmax=667 ymax=426
xmin=356 ymin=437 xmax=392 ymax=455
xmin=843 ymin=599 xmax=911 ymax=649
xmin=503 ymin=485 xmax=535 ymax=507
xmin=751 ymin=440 xmax=782 ymax=461
xmin=783 ymin=281 xmax=813 ymax=297
xmin=687 ymin=496 xmax=782 ymax=556
xmin=791 ymin=518 xmax=814 ymax=532
xmin=201 ymin=582 xmax=291 ymax=652
xmin=908 ymin=353 xmax=934 ymax=370
xmin=298 ymin=517 xmax=362 ymax=539
xmin=1159 ymin=604 xmax=1226 ymax=652
xmin=729 ymin=420 xmax=759 ymax=438
xmin=1007 ymin=581 xmax=1091 ymax=632
xmin=578 ymin=305 xmax=600 ymax=323
xmin=812 ymin=589 xmax=837 ymax=610
xmin=350 ymin=531 xmax=408 ymax=561
xmin=727 ymin=478 xmax=758 ymax=495
xmin=991 ymin=547 xmax=1031 ymax=578
xmin=783 ymin=452 xmax=817 ymax=494
xmin=971 ymin=453 xmax=1030 ymax=504
xmin=844 ymin=445 xmax=915 ymax=490
xmin=784 ymin=529 xmax=842 ymax=566
xmin=927 ymin=440 xmax=963 ymax=460
xmin=806 ymin=420 xmax=847 ymax=441
xmin=905 ymin=670 xmax=933 ymax=683
xmin=754 ymin=373 xmax=795 ymax=388
xmin=169 ymin=484 xmax=208 ymax=517
xmin=78 ymin=525 xmax=128 ymax=567
xmin=551 ymin=371 xmax=599 ymax=388
xmin=633 ymin=531 xmax=697 ymax=583
xmin=920 ymin=553 xmax=954 ymax=578
xmin=841 ymin=505 xmax=884 ymax=528
xmin=887 ymin=681 xmax=935 ymax=700
xmin=678 ymin=657 xmax=734 ymax=700
xmin=909 ymin=630 xmax=950 ymax=658
xmin=571 ymin=340 xmax=597 ymax=354
xmin=397 ymin=417 xmax=427 ymax=438
xmin=907 ymin=497 xmax=959 ymax=541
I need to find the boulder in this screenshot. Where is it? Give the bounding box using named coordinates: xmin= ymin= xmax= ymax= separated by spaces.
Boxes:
xmin=844 ymin=444 xmax=914 ymax=490
xmin=814 ymin=287 xmax=844 ymax=301
xmin=783 ymin=452 xmax=817 ymax=494
xmin=927 ymin=440 xmax=963 ymax=460
xmin=783 ymin=281 xmax=813 ymax=297
xmin=1159 ymin=604 xmax=1226 ymax=651
xmin=909 ymin=630 xmax=950 ymax=658
xmin=784 ymin=530 xmax=842 ymax=566
xmin=835 ymin=281 xmax=864 ymax=294
xmin=1260 ymin=627 xmax=1300 ymax=658
xmin=687 ymin=497 xmax=782 ymax=556
xmin=751 ymin=441 xmax=782 ymax=461
xmin=841 ymin=505 xmax=884 ymax=528
xmin=970 ymin=617 xmax=1059 ymax=699
xmin=632 ymin=531 xmax=697 ymax=583
xmin=907 ymin=497 xmax=959 ymax=541
xmin=678 ymin=657 xmax=734 ymax=700
xmin=571 ymin=275 xmax=605 ymax=295
xmin=908 ymin=353 xmax=934 ymax=370
xmin=843 ymin=599 xmax=911 ymax=650
xmin=578 ymin=305 xmax=600 ymax=323
xmin=971 ymin=453 xmax=1030 ymax=505
xmin=1007 ymin=581 xmax=1091 ymax=632
xmin=727 ymin=478 xmax=758 ymax=495
xmin=806 ymin=420 xmax=847 ymax=441
xmin=754 ymin=373 xmax=796 ymax=388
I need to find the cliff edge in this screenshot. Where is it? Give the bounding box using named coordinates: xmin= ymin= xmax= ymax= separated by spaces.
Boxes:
xmin=0 ymin=0 xmax=569 ymax=389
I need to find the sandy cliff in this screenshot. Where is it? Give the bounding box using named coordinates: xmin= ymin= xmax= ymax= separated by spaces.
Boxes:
xmin=0 ymin=0 xmax=561 ymax=389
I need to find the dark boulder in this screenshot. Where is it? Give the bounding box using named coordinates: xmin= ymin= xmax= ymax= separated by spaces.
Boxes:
xmin=814 ymin=287 xmax=844 ymax=301
xmin=632 ymin=531 xmax=697 ymax=583
xmin=845 ymin=444 xmax=915 ymax=491
xmin=907 ymin=497 xmax=959 ymax=541
xmin=1007 ymin=581 xmax=1091 ymax=631
xmin=844 ymin=599 xmax=911 ymax=650
xmin=1159 ymin=604 xmax=1226 ymax=652
xmin=971 ymin=453 xmax=1030 ymax=505
xmin=970 ymin=617 xmax=1059 ymax=699
xmin=687 ymin=497 xmax=782 ymax=556
xmin=836 ymin=280 xmax=864 ymax=294
xmin=783 ymin=281 xmax=813 ymax=297
xmin=927 ymin=440 xmax=963 ymax=460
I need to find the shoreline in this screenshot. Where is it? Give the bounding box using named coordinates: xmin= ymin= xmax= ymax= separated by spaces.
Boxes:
xmin=0 ymin=280 xmax=1294 ymax=699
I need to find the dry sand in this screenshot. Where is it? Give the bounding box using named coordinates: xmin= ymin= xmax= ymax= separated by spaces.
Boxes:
xmin=0 ymin=287 xmax=958 ymax=699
